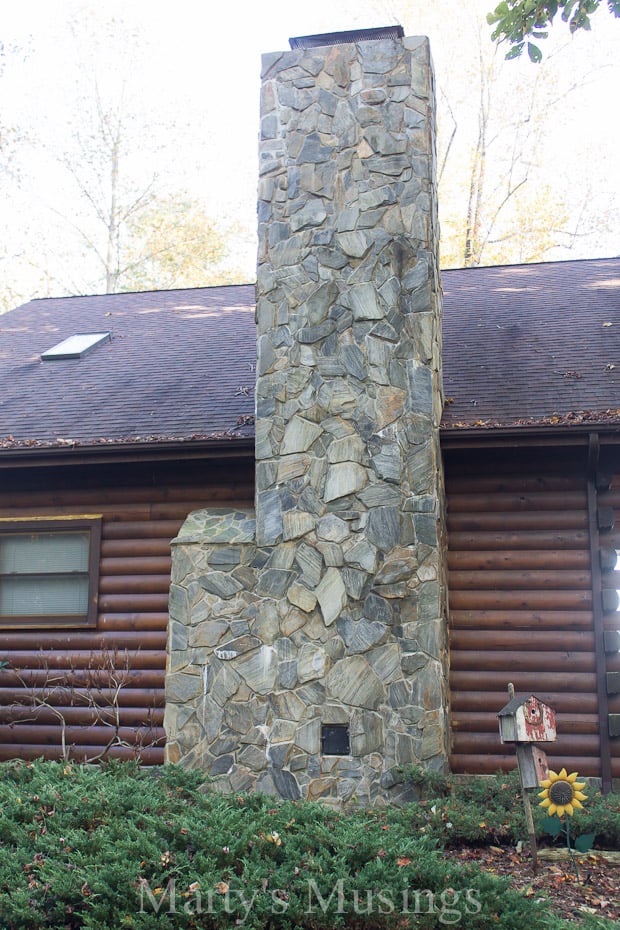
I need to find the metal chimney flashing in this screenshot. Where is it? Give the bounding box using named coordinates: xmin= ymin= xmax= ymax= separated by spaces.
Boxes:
xmin=288 ymin=25 xmax=404 ymax=50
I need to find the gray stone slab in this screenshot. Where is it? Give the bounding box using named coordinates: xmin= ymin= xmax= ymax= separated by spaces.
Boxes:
xmin=375 ymin=559 xmax=412 ymax=585
xmin=366 ymin=506 xmax=400 ymax=549
xmin=344 ymin=538 xmax=378 ymax=573
xmin=198 ymin=572 xmax=244 ymax=599
xmin=166 ymin=671 xmax=203 ymax=704
xmin=402 ymin=652 xmax=427 ymax=674
xmin=168 ymin=584 xmax=189 ymax=624
xmin=315 ymin=567 xmax=347 ymax=625
xmin=349 ymin=282 xmax=384 ymax=321
xmin=324 ymin=462 xmax=367 ymax=502
xmin=342 ymin=567 xmax=370 ymax=600
xmin=235 ymin=646 xmax=278 ymax=695
xmin=350 ymin=709 xmax=384 ymax=755
xmin=317 ymin=541 xmax=344 ymax=567
xmin=340 ymin=343 xmax=366 ymax=380
xmin=366 ymin=643 xmax=401 ymax=683
xmin=371 ymin=444 xmax=401 ymax=483
xmin=346 ymin=619 xmax=388 ymax=654
xmin=325 ymin=655 xmax=386 ymax=709
xmin=214 ymin=635 xmax=261 ymax=661
xmin=295 ymin=542 xmax=324 ymax=587
xmin=295 ymin=718 xmax=321 ymax=753
xmin=363 ymin=592 xmax=394 ymax=624
xmin=209 ymin=546 xmax=243 ymax=567
xmin=297 ymin=643 xmax=328 ymax=683
xmin=317 ymin=513 xmax=349 ymax=542
xmin=414 ymin=514 xmax=438 ymax=548
xmin=271 ymin=767 xmax=301 ymax=800
xmin=358 ymin=482 xmax=401 ymax=508
xmin=278 ymin=659 xmax=298 ymax=689
xmin=255 ymin=569 xmax=296 ymax=598
xmin=256 ymin=489 xmax=283 ymax=545
xmin=327 ymin=434 xmax=366 ymax=464
xmin=169 ymin=619 xmax=187 ymax=651
xmin=298 ymin=132 xmax=333 ymax=163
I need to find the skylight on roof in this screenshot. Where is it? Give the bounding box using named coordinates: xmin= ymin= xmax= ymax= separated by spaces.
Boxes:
xmin=41 ymin=332 xmax=111 ymax=361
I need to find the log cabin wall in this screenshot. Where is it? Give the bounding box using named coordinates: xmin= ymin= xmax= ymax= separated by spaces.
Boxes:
xmin=599 ymin=456 xmax=620 ymax=779
xmin=0 ymin=453 xmax=254 ymax=764
xmin=4 ymin=441 xmax=618 ymax=776
xmin=445 ymin=442 xmax=620 ymax=782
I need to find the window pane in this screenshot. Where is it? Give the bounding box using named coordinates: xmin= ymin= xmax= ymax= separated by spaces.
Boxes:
xmin=0 ymin=520 xmax=99 ymax=627
xmin=0 ymin=532 xmax=89 ymax=574
xmin=0 ymin=575 xmax=89 ymax=616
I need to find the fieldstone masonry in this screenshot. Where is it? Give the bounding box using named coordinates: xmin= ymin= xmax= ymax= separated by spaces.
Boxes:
xmin=165 ymin=33 xmax=449 ymax=805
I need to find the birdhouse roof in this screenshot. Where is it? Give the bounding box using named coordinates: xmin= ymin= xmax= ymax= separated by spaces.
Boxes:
xmin=497 ymin=694 xmax=549 ymax=717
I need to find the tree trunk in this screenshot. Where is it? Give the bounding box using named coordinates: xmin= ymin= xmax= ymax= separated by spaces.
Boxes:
xmin=105 ymin=137 xmax=120 ymax=293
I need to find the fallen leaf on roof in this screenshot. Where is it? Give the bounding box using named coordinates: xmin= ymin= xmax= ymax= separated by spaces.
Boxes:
xmin=442 ymin=408 xmax=620 ymax=429
xmin=0 ymin=427 xmax=255 ymax=450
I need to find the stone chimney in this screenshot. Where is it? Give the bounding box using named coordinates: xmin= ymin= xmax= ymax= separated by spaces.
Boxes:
xmin=165 ymin=30 xmax=448 ymax=805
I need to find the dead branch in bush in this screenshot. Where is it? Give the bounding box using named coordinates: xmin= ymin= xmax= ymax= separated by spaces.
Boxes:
xmin=2 ymin=647 xmax=159 ymax=762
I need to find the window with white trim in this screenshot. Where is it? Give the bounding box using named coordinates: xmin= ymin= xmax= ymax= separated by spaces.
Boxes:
xmin=0 ymin=518 xmax=101 ymax=628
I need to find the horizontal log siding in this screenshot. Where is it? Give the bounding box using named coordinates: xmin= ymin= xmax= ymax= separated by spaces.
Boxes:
xmin=444 ymin=449 xmax=611 ymax=776
xmin=0 ymin=456 xmax=253 ymax=764
xmin=599 ymin=475 xmax=620 ymax=772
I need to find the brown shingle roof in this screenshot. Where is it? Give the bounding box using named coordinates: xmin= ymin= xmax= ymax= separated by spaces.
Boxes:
xmin=0 ymin=285 xmax=256 ymax=447
xmin=441 ymin=257 xmax=620 ymax=429
xmin=0 ymin=257 xmax=618 ymax=450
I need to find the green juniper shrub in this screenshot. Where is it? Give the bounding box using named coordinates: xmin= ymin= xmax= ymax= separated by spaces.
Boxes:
xmin=574 ymin=919 xmax=620 ymax=930
xmin=398 ymin=767 xmax=620 ymax=851
xmin=555 ymin=788 xmax=620 ymax=850
xmin=396 ymin=765 xmax=450 ymax=799
xmin=0 ymin=760 xmax=561 ymax=930
xmin=398 ymin=769 xmax=529 ymax=846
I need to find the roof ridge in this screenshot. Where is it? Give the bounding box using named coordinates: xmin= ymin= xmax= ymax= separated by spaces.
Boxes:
xmin=440 ymin=255 xmax=620 ymax=273
xmin=28 ymin=282 xmax=257 ymax=304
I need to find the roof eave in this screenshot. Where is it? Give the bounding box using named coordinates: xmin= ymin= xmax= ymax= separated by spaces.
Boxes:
xmin=440 ymin=420 xmax=620 ymax=450
xmin=2 ymin=420 xmax=620 ymax=465
xmin=0 ymin=436 xmax=256 ymax=468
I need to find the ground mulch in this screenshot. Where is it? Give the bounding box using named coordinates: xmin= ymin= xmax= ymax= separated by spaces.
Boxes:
xmin=444 ymin=844 xmax=620 ymax=924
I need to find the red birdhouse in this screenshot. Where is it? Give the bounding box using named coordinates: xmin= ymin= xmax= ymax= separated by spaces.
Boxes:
xmin=497 ymin=694 xmax=556 ymax=744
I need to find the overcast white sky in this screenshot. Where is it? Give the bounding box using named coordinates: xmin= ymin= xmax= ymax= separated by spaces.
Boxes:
xmin=1 ymin=0 xmax=619 ymax=295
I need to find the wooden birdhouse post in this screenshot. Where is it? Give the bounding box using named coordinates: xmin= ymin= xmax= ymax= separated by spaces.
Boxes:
xmin=498 ymin=693 xmax=556 ymax=788
xmin=498 ymin=687 xmax=558 ymax=873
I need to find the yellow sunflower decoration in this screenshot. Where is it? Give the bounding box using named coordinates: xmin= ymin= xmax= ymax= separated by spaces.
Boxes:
xmin=538 ymin=768 xmax=587 ymax=817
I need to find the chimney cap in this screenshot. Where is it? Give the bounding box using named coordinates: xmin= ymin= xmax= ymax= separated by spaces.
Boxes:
xmin=289 ymin=25 xmax=404 ymax=50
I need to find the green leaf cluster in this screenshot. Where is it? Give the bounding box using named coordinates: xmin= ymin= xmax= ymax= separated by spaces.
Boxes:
xmin=541 ymin=814 xmax=595 ymax=851
xmin=487 ymin=0 xmax=620 ymax=60
xmin=0 ymin=760 xmax=563 ymax=930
